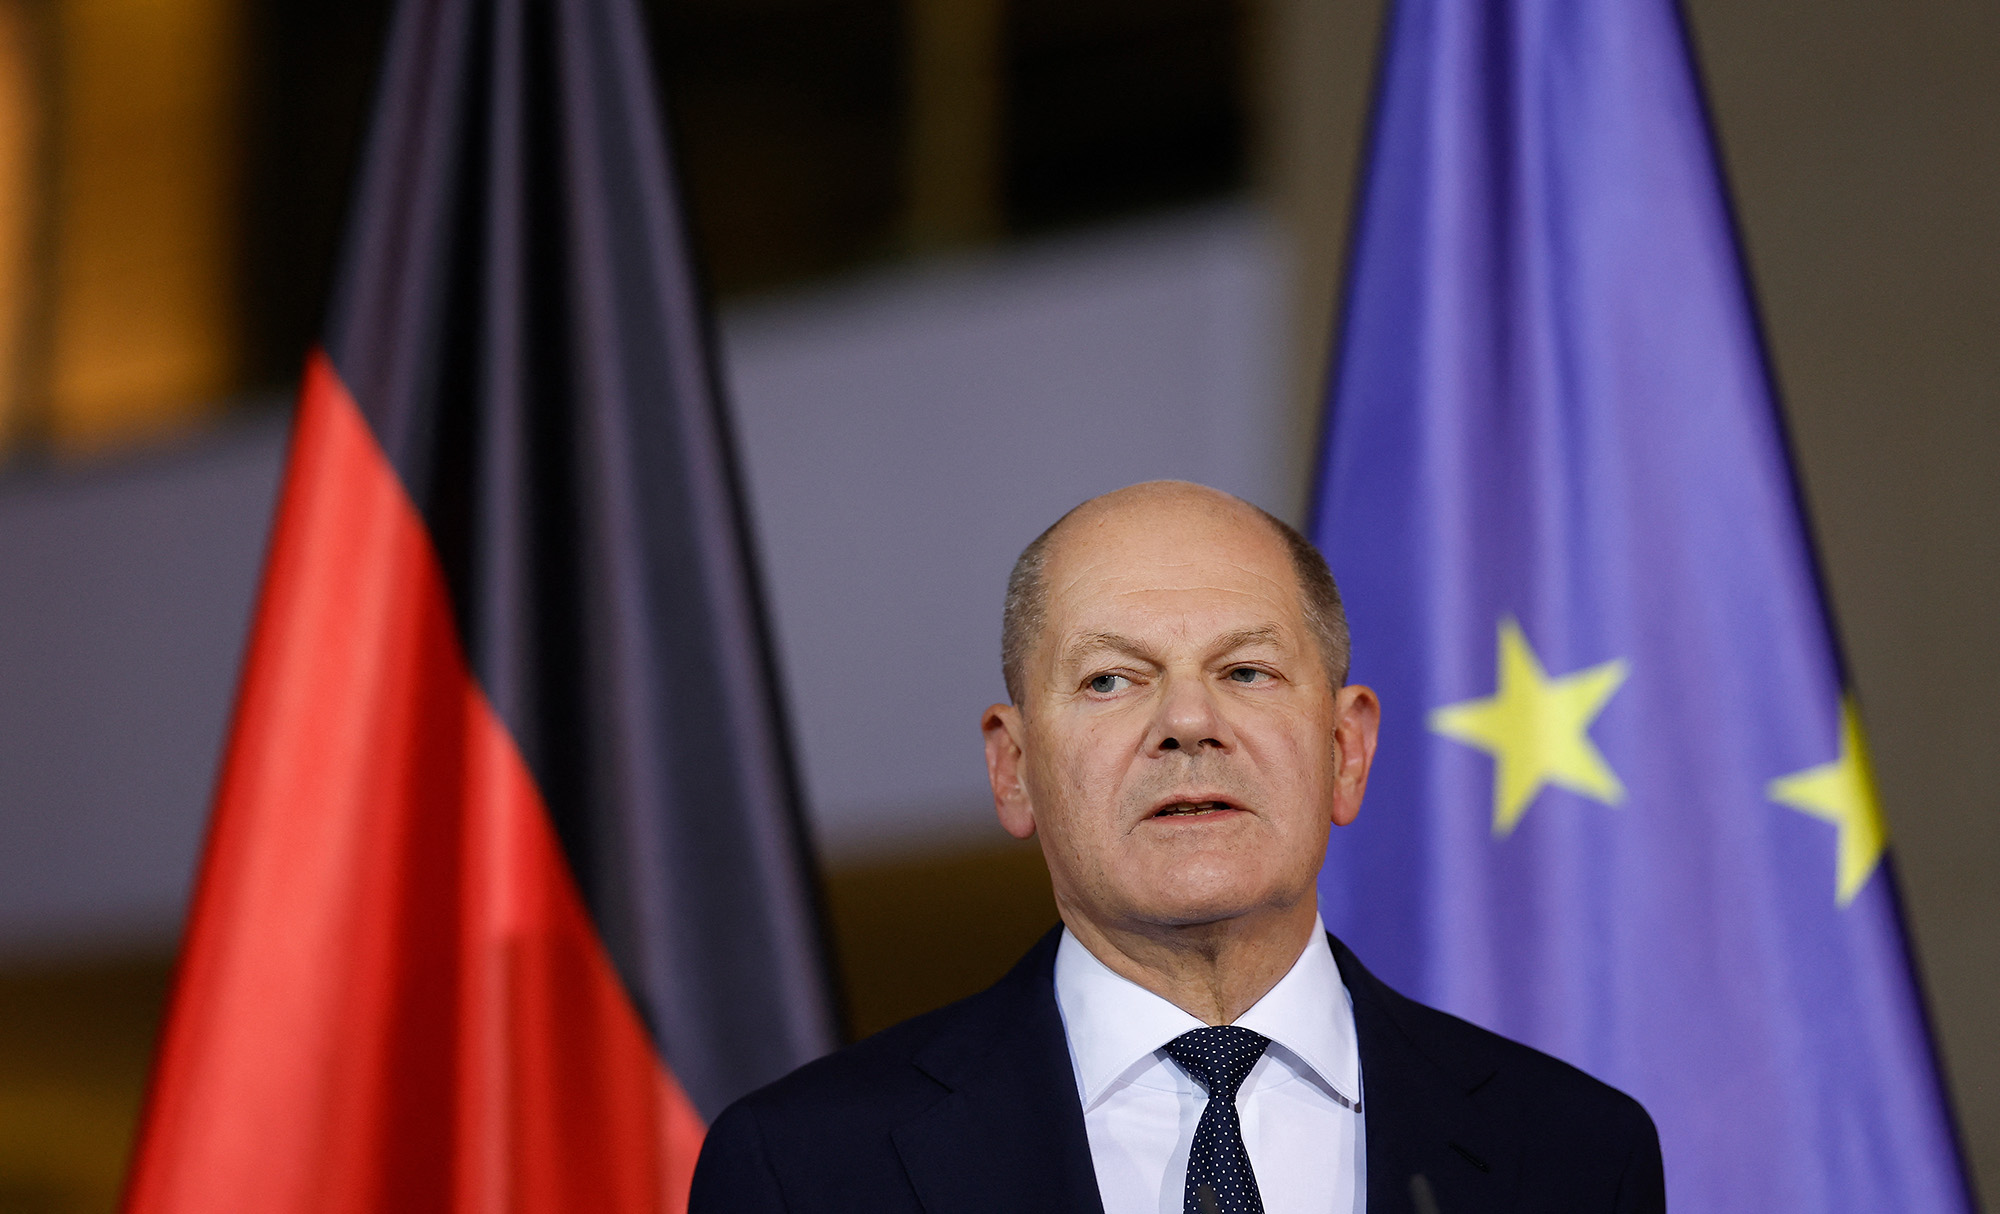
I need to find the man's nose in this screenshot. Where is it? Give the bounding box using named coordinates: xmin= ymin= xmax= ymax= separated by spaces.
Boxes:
xmin=1149 ymin=673 xmax=1234 ymax=755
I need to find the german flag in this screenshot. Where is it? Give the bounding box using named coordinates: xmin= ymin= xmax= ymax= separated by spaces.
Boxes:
xmin=121 ymin=0 xmax=839 ymax=1209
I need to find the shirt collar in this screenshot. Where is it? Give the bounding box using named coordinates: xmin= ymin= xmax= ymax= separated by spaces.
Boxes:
xmin=1052 ymin=918 xmax=1360 ymax=1111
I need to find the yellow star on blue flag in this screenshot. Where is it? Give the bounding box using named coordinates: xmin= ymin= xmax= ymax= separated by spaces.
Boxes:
xmin=1767 ymin=697 xmax=1888 ymax=906
xmin=1429 ymin=617 xmax=1630 ymax=836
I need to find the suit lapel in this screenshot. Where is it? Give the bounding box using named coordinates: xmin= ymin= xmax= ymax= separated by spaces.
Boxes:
xmin=891 ymin=929 xmax=1106 ymax=1214
xmin=1333 ymin=936 xmax=1520 ymax=1214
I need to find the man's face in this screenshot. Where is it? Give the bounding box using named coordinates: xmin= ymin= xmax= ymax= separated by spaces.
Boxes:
xmin=982 ymin=489 xmax=1378 ymax=938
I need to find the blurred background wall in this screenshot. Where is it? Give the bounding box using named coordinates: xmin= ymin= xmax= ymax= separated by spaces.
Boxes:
xmin=0 ymin=0 xmax=1992 ymax=1209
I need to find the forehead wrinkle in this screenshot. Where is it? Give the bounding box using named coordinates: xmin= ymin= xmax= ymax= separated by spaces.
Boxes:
xmin=1083 ymin=549 xmax=1297 ymax=604
xmin=1051 ymin=569 xmax=1306 ymax=657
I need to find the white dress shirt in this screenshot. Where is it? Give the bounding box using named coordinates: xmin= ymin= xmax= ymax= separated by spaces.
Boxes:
xmin=1053 ymin=919 xmax=1365 ymax=1214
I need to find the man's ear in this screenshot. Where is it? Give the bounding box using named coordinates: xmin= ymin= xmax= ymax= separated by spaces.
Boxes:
xmin=1329 ymin=684 xmax=1381 ymax=828
xmin=982 ymin=703 xmax=1037 ymax=839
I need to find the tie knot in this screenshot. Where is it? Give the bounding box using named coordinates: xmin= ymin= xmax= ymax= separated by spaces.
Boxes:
xmin=1165 ymin=1026 xmax=1270 ymax=1101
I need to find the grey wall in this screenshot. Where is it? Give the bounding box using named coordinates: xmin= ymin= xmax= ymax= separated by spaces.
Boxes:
xmin=0 ymin=414 xmax=287 ymax=955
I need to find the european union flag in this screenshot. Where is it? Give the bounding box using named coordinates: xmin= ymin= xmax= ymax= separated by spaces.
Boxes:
xmin=1309 ymin=2 xmax=1974 ymax=1209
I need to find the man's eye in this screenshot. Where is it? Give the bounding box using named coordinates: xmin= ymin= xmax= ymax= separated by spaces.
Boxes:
xmin=1227 ymin=667 xmax=1269 ymax=684
xmin=1087 ymin=674 xmax=1130 ymax=694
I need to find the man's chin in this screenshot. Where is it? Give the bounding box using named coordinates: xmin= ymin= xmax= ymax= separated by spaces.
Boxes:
xmin=1121 ymin=881 xmax=1294 ymax=934
xmin=1141 ymin=904 xmax=1269 ymax=933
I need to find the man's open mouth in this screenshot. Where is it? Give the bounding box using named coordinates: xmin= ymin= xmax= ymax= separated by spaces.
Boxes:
xmin=1150 ymin=800 xmax=1239 ymax=818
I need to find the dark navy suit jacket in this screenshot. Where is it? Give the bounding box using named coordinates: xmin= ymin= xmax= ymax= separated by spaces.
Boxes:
xmin=690 ymin=929 xmax=1665 ymax=1213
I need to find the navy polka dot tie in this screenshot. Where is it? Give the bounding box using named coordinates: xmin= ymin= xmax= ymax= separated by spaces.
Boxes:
xmin=1165 ymin=1026 xmax=1271 ymax=1214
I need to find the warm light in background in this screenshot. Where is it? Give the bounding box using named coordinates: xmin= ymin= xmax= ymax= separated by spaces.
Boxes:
xmin=46 ymin=0 xmax=238 ymax=451
xmin=0 ymin=0 xmax=40 ymax=450
xmin=904 ymin=0 xmax=1003 ymax=249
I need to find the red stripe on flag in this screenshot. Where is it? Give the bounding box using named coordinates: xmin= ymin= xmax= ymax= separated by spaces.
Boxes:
xmin=123 ymin=351 xmax=705 ymax=1213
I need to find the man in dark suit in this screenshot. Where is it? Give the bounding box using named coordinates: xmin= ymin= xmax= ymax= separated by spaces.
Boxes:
xmin=691 ymin=482 xmax=1664 ymax=1213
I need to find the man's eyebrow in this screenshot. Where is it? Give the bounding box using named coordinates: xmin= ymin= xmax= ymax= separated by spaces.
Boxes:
xmin=1058 ymin=627 xmax=1286 ymax=669
xmin=1212 ymin=626 xmax=1284 ymax=654
xmin=1058 ymin=631 xmax=1157 ymax=668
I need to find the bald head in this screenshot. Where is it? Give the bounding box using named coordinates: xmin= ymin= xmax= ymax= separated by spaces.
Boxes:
xmin=1000 ymin=482 xmax=1349 ymax=705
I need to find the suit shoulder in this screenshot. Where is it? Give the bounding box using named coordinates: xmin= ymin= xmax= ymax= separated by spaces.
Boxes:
xmin=725 ymin=994 xmax=971 ymax=1124
xmin=692 ymin=949 xmax=1062 ymax=1214
xmin=1397 ymin=992 xmax=1651 ymax=1123
xmin=1371 ymin=984 xmax=1664 ymax=1209
xmin=718 ymin=953 xmax=1047 ymax=1133
xmin=727 ymin=928 xmax=1062 ymax=1130
xmin=1384 ymin=984 xmax=1664 ymax=1184
xmin=1331 ymin=937 xmax=1658 ymax=1165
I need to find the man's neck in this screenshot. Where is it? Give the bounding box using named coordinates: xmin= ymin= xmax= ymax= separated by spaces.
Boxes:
xmin=1058 ymin=899 xmax=1321 ymax=1026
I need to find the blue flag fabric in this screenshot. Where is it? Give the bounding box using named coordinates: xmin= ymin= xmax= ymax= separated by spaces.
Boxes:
xmin=1309 ymin=2 xmax=1972 ymax=1210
